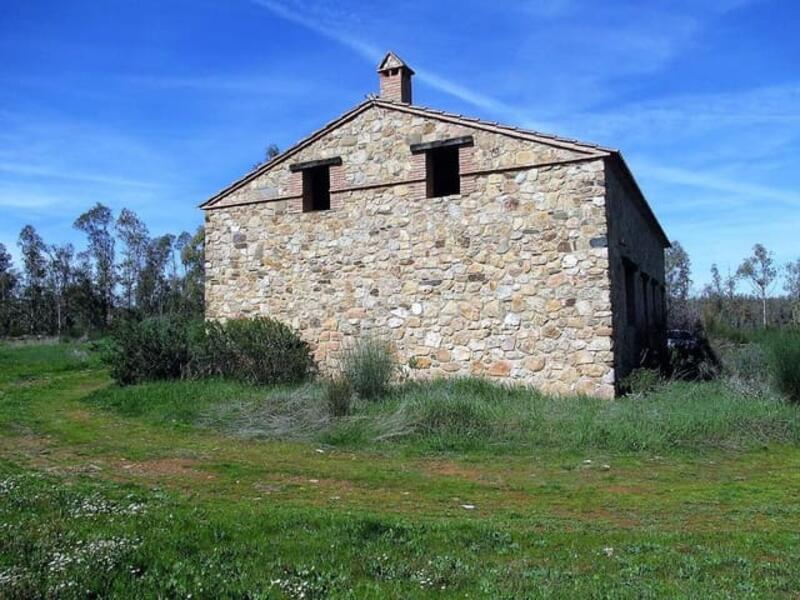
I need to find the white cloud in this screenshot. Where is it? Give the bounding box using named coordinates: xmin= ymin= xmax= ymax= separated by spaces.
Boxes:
xmin=0 ymin=161 xmax=158 ymax=189
xmin=247 ymin=0 xmax=536 ymax=124
xmin=635 ymin=161 xmax=800 ymax=207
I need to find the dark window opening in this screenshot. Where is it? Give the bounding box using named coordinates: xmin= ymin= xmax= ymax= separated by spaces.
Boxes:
xmin=302 ymin=165 xmax=330 ymax=212
xmin=426 ymin=146 xmax=460 ymax=198
xmin=624 ymin=261 xmax=637 ymax=326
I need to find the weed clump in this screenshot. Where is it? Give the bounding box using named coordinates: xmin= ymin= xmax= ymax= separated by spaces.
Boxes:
xmin=340 ymin=336 xmax=395 ymax=401
xmin=325 ymin=376 xmax=353 ymax=417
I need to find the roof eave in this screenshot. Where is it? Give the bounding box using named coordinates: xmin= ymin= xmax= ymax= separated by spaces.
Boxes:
xmin=199 ymin=99 xmax=375 ymax=209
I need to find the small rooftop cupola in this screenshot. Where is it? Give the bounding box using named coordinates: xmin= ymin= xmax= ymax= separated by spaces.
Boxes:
xmin=377 ymin=51 xmax=414 ymax=104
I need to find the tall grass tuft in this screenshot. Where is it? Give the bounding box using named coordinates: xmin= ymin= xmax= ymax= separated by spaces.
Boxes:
xmin=763 ymin=330 xmax=800 ymax=403
xmin=325 ymin=376 xmax=353 ymax=417
xmin=340 ymin=336 xmax=395 ymax=401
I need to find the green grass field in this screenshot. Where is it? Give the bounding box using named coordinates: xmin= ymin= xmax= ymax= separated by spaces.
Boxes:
xmin=1 ymin=341 xmax=800 ymax=598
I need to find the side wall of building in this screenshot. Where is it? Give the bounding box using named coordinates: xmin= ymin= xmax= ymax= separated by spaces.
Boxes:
xmin=204 ymin=107 xmax=617 ymax=397
xmin=604 ymin=160 xmax=667 ymax=384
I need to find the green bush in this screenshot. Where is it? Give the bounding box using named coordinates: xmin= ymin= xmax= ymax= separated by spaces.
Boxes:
xmin=189 ymin=318 xmax=315 ymax=385
xmin=764 ymin=330 xmax=800 ymax=404
xmin=103 ymin=317 xmax=191 ymax=385
xmin=104 ymin=316 xmax=315 ymax=386
xmin=325 ymin=376 xmax=353 ymax=417
xmin=340 ymin=336 xmax=395 ymax=401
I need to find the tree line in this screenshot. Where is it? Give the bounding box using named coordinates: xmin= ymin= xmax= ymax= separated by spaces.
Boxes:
xmin=666 ymin=241 xmax=800 ymax=330
xmin=0 ymin=203 xmax=203 ymax=338
xmin=1 ymin=205 xmax=798 ymax=339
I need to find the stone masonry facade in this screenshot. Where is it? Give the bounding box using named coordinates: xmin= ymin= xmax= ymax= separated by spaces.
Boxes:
xmin=202 ymin=53 xmax=669 ymax=398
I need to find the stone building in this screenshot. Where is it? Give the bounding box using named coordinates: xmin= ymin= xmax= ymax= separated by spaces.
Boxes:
xmin=201 ymin=52 xmax=669 ymax=398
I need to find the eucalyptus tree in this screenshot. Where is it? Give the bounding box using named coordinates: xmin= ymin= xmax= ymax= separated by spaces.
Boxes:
xmin=17 ymin=225 xmax=48 ymax=333
xmin=0 ymin=243 xmax=18 ymax=336
xmin=665 ymin=240 xmax=692 ymax=327
xmin=115 ymin=208 xmax=150 ymax=312
xmin=74 ymin=203 xmax=116 ymax=326
xmin=737 ymin=243 xmax=777 ymax=327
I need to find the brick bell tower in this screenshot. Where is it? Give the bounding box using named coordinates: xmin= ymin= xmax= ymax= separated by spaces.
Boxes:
xmin=377 ymin=51 xmax=414 ymax=104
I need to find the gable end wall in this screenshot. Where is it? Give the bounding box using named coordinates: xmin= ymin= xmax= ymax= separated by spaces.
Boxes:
xmin=204 ymin=107 xmax=618 ymax=397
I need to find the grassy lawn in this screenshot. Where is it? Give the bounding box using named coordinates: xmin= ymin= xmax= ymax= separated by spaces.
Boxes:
xmin=1 ymin=342 xmax=800 ymax=597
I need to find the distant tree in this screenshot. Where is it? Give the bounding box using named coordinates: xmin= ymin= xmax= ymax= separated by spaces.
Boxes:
xmin=114 ymin=208 xmax=150 ymax=310
xmin=17 ymin=225 xmax=48 ymax=334
xmin=177 ymin=226 xmax=205 ymax=317
xmin=252 ymin=144 xmax=280 ymax=170
xmin=74 ymin=203 xmax=116 ymax=326
xmin=703 ymin=264 xmax=742 ymax=327
xmin=786 ymin=258 xmax=800 ymax=326
xmin=70 ymin=251 xmax=103 ymax=332
xmin=137 ymin=234 xmax=175 ymax=316
xmin=46 ymin=243 xmax=75 ymax=335
xmin=737 ymin=243 xmax=777 ymax=327
xmin=665 ymin=240 xmax=692 ymax=327
xmin=786 ymin=258 xmax=800 ymax=300
xmin=115 ymin=208 xmax=150 ymax=312
xmin=704 ymin=264 xmax=724 ymax=310
xmin=0 ymin=243 xmax=18 ymax=336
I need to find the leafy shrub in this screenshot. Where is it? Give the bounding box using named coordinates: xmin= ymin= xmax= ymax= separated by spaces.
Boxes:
xmin=325 ymin=377 xmax=353 ymax=417
xmin=340 ymin=336 xmax=395 ymax=401
xmin=620 ymin=368 xmax=663 ymax=396
xmin=104 ymin=316 xmax=314 ymax=386
xmin=189 ymin=318 xmax=315 ymax=385
xmin=103 ymin=317 xmax=191 ymax=385
xmin=764 ymin=330 xmax=800 ymax=403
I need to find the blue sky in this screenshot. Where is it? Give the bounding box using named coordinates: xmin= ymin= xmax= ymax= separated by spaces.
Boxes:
xmin=1 ymin=0 xmax=798 ymax=292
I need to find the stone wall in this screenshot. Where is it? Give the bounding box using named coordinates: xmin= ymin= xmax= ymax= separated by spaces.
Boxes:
xmin=604 ymin=160 xmax=667 ymax=381
xmin=204 ymin=105 xmax=618 ymax=397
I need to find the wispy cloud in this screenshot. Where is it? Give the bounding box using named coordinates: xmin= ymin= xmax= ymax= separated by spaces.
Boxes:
xmin=124 ymin=73 xmax=314 ymax=95
xmin=0 ymin=161 xmax=158 ymax=189
xmin=248 ymin=0 xmax=535 ymax=124
xmin=635 ymin=161 xmax=800 ymax=208
xmin=250 ymin=0 xmax=382 ymax=59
